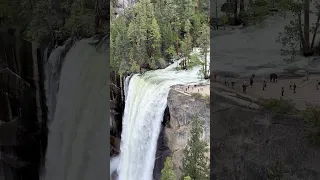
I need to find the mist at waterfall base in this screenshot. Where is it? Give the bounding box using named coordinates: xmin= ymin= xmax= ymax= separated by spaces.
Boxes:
xmin=112 ymin=50 xmax=210 ymax=180
xmin=42 ymin=38 xmax=109 ymax=180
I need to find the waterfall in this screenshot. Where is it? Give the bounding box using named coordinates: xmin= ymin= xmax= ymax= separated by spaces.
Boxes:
xmin=44 ymin=46 xmax=65 ymax=123
xmin=124 ymin=74 xmax=133 ymax=101
xmin=42 ymin=38 xmax=109 ymax=180
xmin=118 ymin=51 xmax=210 ymax=180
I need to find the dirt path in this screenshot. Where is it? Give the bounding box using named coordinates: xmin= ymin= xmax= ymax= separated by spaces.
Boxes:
xmin=214 ymin=74 xmax=320 ymax=110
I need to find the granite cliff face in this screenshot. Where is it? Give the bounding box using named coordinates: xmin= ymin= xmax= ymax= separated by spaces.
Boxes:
xmin=165 ymin=88 xmax=210 ymax=178
xmin=211 ymin=84 xmax=320 ymax=180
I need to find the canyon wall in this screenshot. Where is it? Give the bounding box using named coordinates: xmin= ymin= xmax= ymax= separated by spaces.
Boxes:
xmin=165 ymin=88 xmax=210 ymax=178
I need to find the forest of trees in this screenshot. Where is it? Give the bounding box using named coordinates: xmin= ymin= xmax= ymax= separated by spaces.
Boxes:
xmin=216 ymin=0 xmax=320 ymax=63
xmin=0 ymin=0 xmax=108 ymax=47
xmin=110 ymin=0 xmax=210 ymax=78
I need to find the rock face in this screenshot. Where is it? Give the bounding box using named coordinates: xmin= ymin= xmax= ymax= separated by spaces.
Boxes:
xmin=165 ymin=88 xmax=210 ymax=178
xmin=211 ymin=85 xmax=320 ymax=180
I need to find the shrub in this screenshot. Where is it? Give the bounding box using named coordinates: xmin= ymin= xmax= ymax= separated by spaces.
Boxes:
xmin=303 ymin=103 xmax=320 ymax=145
xmin=261 ymin=98 xmax=297 ymax=117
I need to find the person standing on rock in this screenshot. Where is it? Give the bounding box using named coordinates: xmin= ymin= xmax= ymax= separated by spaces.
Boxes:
xmin=293 ymin=83 xmax=297 ymax=94
xmin=250 ymin=77 xmax=253 ymax=88
xmin=242 ymin=82 xmax=247 ymax=93
xmin=306 ymin=71 xmax=310 ymax=81
xmin=231 ymin=81 xmax=236 ymax=89
xmin=316 ymin=80 xmax=320 ymax=90
xmin=263 ymin=80 xmax=267 ymax=91
xmin=289 ymin=80 xmax=292 ymax=90
xmin=281 ymin=87 xmax=284 ymax=97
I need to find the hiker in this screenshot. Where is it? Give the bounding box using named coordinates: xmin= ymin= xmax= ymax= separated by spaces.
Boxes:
xmin=231 ymin=81 xmax=236 ymax=88
xmin=224 ymin=77 xmax=227 ymax=85
xmin=306 ymin=71 xmax=310 ymax=81
xmin=250 ymin=77 xmax=253 ymax=88
xmin=289 ymin=80 xmax=292 ymax=90
xmin=263 ymin=81 xmax=266 ymax=91
xmin=242 ymin=83 xmax=246 ymax=93
xmin=281 ymin=87 xmax=284 ymax=96
xmin=242 ymin=81 xmax=248 ymax=93
xmin=213 ymin=73 xmax=217 ymax=81
xmin=317 ymin=80 xmax=320 ymax=90
xmin=293 ymin=83 xmax=297 ymax=94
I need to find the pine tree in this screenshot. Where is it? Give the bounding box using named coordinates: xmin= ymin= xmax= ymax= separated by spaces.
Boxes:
xmin=196 ymin=23 xmax=210 ymax=79
xmin=161 ymin=157 xmax=177 ymax=180
xmin=181 ymin=116 xmax=210 ymax=180
xmin=180 ymin=19 xmax=193 ymax=69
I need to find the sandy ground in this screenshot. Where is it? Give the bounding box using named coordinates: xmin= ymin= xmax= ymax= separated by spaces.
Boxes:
xmin=173 ymin=84 xmax=210 ymax=96
xmin=214 ymin=74 xmax=320 ymax=110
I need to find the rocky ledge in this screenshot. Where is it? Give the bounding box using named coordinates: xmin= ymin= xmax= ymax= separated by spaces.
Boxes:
xmin=165 ymin=88 xmax=210 ymax=178
xmin=211 ymin=83 xmax=320 ymax=180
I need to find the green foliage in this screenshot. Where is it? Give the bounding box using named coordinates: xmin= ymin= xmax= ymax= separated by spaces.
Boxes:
xmin=191 ymin=93 xmax=209 ymax=105
xmin=191 ymin=93 xmax=203 ymax=99
xmin=303 ymin=103 xmax=320 ymax=145
xmin=63 ymin=0 xmax=95 ymax=38
xmin=1 ymin=0 xmax=103 ymax=44
xmin=188 ymin=54 xmax=203 ymax=68
xmin=267 ymin=161 xmax=284 ymax=180
xmin=242 ymin=2 xmax=270 ymax=25
xmin=276 ymin=18 xmax=301 ymax=63
xmin=161 ymin=157 xmax=177 ymax=180
xmin=261 ymin=98 xmax=297 ymax=117
xmin=184 ymin=176 xmax=192 ymax=180
xmin=197 ymin=23 xmax=210 ymax=79
xmin=111 ymin=0 xmax=209 ymax=75
xmin=181 ymin=115 xmax=210 ymax=180
xmin=221 ymin=16 xmax=229 ymax=26
xmin=275 ymin=0 xmax=317 ymax=62
xmin=203 ymin=95 xmax=210 ymax=105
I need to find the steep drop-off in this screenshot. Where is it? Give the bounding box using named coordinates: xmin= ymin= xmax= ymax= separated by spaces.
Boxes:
xmin=211 ymin=83 xmax=320 ymax=180
xmin=165 ymin=88 xmax=210 ymax=179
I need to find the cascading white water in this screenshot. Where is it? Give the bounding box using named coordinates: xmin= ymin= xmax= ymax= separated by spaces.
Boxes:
xmin=42 ymin=38 xmax=109 ymax=180
xmin=44 ymin=46 xmax=65 ymax=123
xmin=123 ymin=74 xmax=133 ymax=102
xmin=118 ymin=50 xmax=210 ymax=180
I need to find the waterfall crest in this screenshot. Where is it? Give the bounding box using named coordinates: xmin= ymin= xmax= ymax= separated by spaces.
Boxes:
xmin=118 ymin=53 xmax=210 ymax=180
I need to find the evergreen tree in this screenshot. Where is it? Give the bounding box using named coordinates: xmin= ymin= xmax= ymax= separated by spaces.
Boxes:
xmin=180 ymin=19 xmax=193 ymax=68
xmin=161 ymin=157 xmax=177 ymax=180
xmin=196 ymin=23 xmax=210 ymax=79
xmin=181 ymin=116 xmax=210 ymax=180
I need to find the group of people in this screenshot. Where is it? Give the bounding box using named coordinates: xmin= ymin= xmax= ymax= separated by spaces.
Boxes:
xmin=220 ymin=73 xmax=306 ymax=96
xmin=215 ymin=71 xmax=320 ymax=99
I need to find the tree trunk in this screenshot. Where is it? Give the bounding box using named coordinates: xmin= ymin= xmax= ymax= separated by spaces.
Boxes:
xmin=31 ymin=43 xmax=42 ymax=125
xmin=311 ymin=12 xmax=320 ymax=50
xmin=15 ymin=29 xmax=22 ymax=76
xmin=216 ymin=0 xmax=219 ymax=29
xmin=239 ymin=0 xmax=245 ymax=23
xmin=303 ymin=0 xmax=310 ymax=54
xmin=233 ymin=0 xmax=238 ymax=25
xmin=298 ymin=13 xmax=306 ymax=53
xmin=240 ymin=0 xmax=244 ymax=13
xmin=204 ymin=51 xmax=208 ymax=79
